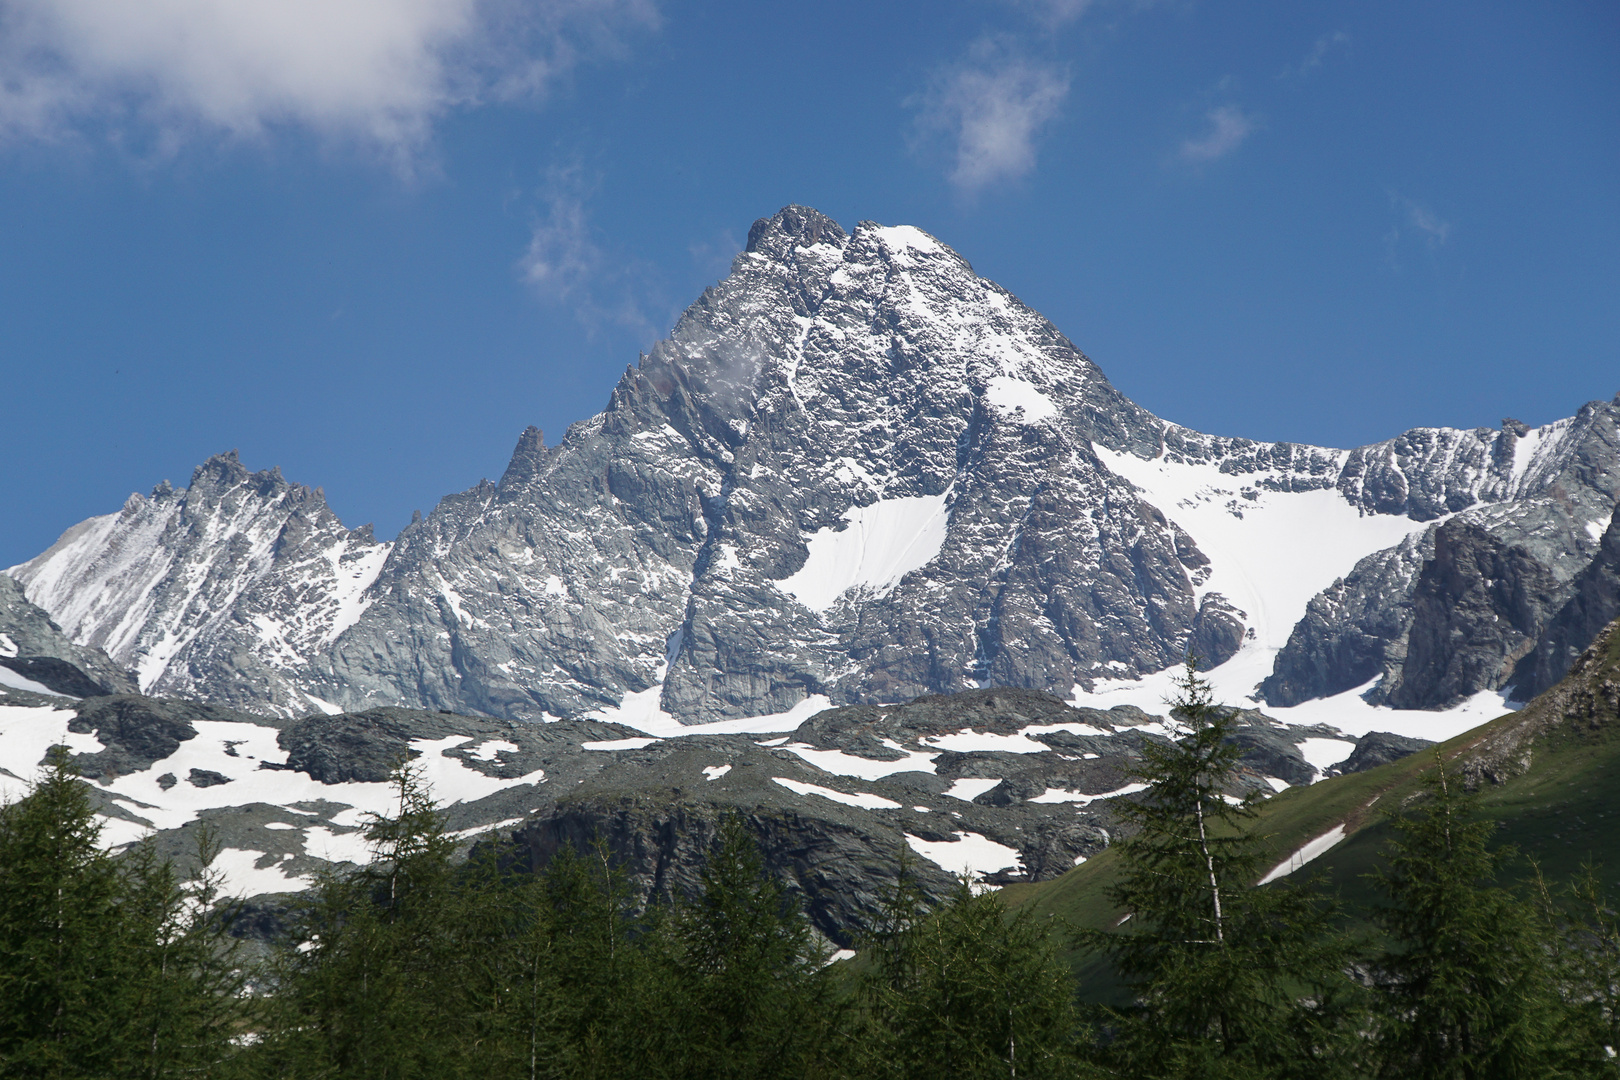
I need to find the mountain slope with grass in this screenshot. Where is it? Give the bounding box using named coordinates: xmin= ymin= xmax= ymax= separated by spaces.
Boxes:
xmin=1005 ymin=613 xmax=1620 ymax=983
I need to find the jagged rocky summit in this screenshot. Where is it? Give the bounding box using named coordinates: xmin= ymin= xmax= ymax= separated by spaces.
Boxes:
xmin=8 ymin=206 xmax=1620 ymax=730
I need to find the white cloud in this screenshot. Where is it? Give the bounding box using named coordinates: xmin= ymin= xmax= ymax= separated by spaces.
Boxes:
xmin=0 ymin=0 xmax=658 ymax=157
xmin=1389 ymin=193 xmax=1451 ymax=246
xmin=517 ymin=164 xmax=668 ymax=341
xmin=1284 ymin=30 xmax=1350 ymax=78
xmin=1008 ymin=0 xmax=1095 ymax=27
xmin=911 ymin=40 xmax=1069 ymax=195
xmin=1180 ymin=104 xmax=1257 ymax=163
xmin=520 ymin=164 xmax=600 ymax=302
xmin=1404 ymin=200 xmax=1451 ymax=244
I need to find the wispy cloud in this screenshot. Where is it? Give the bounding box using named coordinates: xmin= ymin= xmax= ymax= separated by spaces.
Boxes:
xmin=1282 ymin=30 xmax=1350 ymax=78
xmin=0 ymin=0 xmax=658 ymax=163
xmin=520 ymin=165 xmax=600 ymax=302
xmin=1005 ymin=0 xmax=1095 ymax=28
xmin=1383 ymin=193 xmax=1453 ymax=270
xmin=1390 ymin=193 xmax=1452 ymax=245
xmin=1180 ymin=104 xmax=1257 ymax=163
xmin=518 ymin=164 xmax=666 ymax=340
xmin=910 ymin=38 xmax=1070 ymax=195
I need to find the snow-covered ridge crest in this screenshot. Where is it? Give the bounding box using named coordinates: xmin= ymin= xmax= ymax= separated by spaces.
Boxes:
xmin=8 ymin=451 xmax=390 ymax=713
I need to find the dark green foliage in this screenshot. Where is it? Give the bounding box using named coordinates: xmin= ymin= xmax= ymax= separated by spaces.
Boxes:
xmin=1087 ymin=661 xmax=1365 ymax=1080
xmin=115 ymin=829 xmax=253 ymax=1080
xmin=256 ymin=762 xmax=480 ymax=1079
xmin=1548 ymin=867 xmax=1620 ymax=1076
xmin=858 ymin=860 xmax=1089 ymax=1080
xmin=0 ymin=748 xmax=247 ymax=1079
xmin=1368 ymin=757 xmax=1581 ymax=1079
xmin=645 ymin=815 xmax=842 ymax=1079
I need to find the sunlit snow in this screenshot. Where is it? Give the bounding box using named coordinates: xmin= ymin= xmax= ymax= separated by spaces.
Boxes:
xmin=942 ymin=777 xmax=1002 ymax=802
xmin=1258 ymin=824 xmax=1349 ymax=885
xmin=770 ymin=777 xmax=901 ymax=810
xmin=905 ymin=830 xmax=1023 ymax=881
xmin=1028 ymin=782 xmax=1150 ymax=805
xmin=984 ymin=375 xmax=1057 ymax=424
xmin=776 ymin=493 xmax=951 ymax=613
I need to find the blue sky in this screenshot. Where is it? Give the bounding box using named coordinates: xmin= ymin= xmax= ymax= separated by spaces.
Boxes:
xmin=1 ymin=0 xmax=1616 ymax=566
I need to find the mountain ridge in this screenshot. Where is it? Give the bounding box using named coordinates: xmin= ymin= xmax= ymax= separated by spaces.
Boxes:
xmin=8 ymin=206 xmax=1619 ymax=732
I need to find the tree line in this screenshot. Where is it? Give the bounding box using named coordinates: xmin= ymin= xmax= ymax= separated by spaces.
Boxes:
xmin=1 ymin=664 xmax=1617 ymax=1078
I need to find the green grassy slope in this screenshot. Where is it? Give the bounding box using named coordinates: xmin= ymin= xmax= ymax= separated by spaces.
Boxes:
xmin=1003 ymin=618 xmax=1620 ymax=997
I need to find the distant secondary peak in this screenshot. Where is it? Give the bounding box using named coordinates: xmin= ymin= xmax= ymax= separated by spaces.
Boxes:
xmin=745 ymin=205 xmax=847 ymax=256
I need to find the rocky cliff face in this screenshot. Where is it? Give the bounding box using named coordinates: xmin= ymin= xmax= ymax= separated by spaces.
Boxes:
xmin=0 ymin=575 xmax=135 ymax=697
xmin=1511 ymin=504 xmax=1620 ymax=702
xmin=9 ymin=452 xmax=390 ymax=714
xmin=0 ymin=673 xmax=1380 ymax=943
xmin=9 ymin=207 xmax=1620 ymax=724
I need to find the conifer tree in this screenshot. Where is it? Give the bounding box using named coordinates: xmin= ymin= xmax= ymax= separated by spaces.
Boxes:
xmin=115 ymin=826 xmax=252 ymax=1080
xmin=648 ymin=815 xmax=841 ymax=1080
xmin=259 ymin=762 xmax=477 ymax=1080
xmin=860 ymin=873 xmax=1089 ymax=1080
xmin=0 ymin=747 xmax=131 ymax=1078
xmin=1088 ymin=660 xmax=1363 ymax=1080
xmin=1369 ymin=756 xmax=1577 ymax=1079
xmin=526 ymin=840 xmax=647 ymax=1079
xmin=1535 ymin=865 xmax=1620 ymax=1077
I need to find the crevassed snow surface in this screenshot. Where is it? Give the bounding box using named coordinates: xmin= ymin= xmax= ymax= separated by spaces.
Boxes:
xmin=771 ymin=777 xmax=901 ymax=810
xmin=905 ymin=831 xmax=1023 ymax=880
xmin=777 ymin=493 xmax=951 ymax=613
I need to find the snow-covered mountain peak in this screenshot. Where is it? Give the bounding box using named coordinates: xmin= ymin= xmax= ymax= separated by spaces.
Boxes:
xmin=9 ymin=208 xmax=1620 ymax=737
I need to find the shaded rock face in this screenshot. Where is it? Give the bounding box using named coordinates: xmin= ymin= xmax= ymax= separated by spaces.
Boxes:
xmin=1381 ymin=518 xmax=1562 ymax=710
xmin=0 ymin=574 xmax=135 ymax=697
xmin=9 ymin=208 xmax=1620 ymax=723
xmin=1512 ymin=503 xmax=1620 ymax=702
xmin=1455 ymin=616 xmax=1620 ymax=789
xmin=66 ymin=695 xmax=273 ymax=781
xmin=1329 ymin=732 xmax=1437 ymax=777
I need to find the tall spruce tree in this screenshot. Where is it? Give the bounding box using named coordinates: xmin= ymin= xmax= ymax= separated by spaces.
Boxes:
xmin=257 ymin=762 xmax=478 ymax=1080
xmin=114 ymin=827 xmax=252 ymax=1080
xmin=1368 ymin=756 xmax=1577 ymax=1080
xmin=1088 ymin=660 xmax=1363 ymax=1080
xmin=530 ymin=840 xmax=652 ymax=1079
xmin=647 ymin=815 xmax=841 ymax=1080
xmin=1554 ymin=867 xmax=1620 ymax=1075
xmin=859 ymin=870 xmax=1089 ymax=1080
xmin=0 ymin=747 xmax=132 ymax=1078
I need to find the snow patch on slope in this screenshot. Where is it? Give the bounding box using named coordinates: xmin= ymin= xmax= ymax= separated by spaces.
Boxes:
xmin=1258 ymin=824 xmax=1348 ymax=884
xmin=777 ymin=492 xmax=952 ymax=613
xmin=984 ymin=375 xmax=1057 ymax=424
xmin=905 ymin=830 xmax=1023 ymax=881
